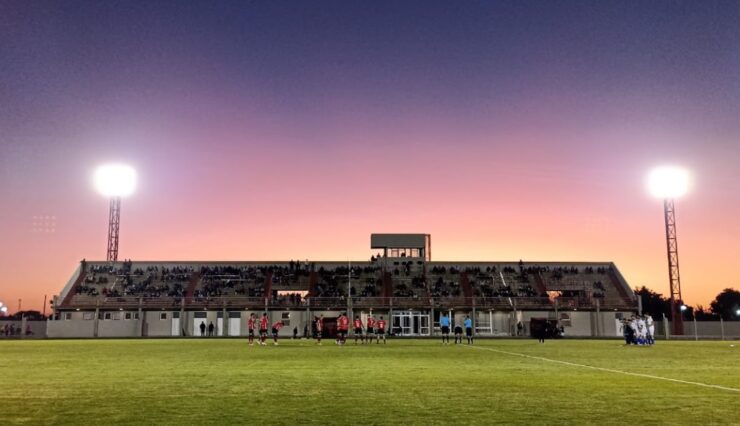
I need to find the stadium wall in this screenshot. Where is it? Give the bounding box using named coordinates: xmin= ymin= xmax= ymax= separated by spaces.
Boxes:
xmin=42 ymin=309 xmax=632 ymax=338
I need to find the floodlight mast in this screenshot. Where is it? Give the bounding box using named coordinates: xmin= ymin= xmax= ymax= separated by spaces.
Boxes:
xmin=94 ymin=164 xmax=136 ymax=264
xmin=648 ymin=166 xmax=689 ymax=336
xmin=663 ymin=198 xmax=684 ymax=335
xmin=106 ymin=197 xmax=121 ymax=262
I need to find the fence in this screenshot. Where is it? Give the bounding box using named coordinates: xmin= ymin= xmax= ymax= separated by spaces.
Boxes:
xmin=653 ymin=319 xmax=740 ymax=340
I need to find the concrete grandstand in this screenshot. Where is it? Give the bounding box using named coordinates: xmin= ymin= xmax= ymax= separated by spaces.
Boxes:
xmin=48 ymin=234 xmax=637 ymax=338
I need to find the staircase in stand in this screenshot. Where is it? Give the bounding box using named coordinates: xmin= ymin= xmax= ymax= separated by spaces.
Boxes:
xmin=264 ymin=271 xmax=274 ymax=301
xmin=61 ymin=263 xmax=88 ymax=307
xmin=533 ymin=273 xmax=548 ymax=295
xmin=460 ymin=272 xmax=474 ymax=299
xmin=307 ymin=272 xmax=318 ymax=298
xmin=184 ymin=271 xmax=201 ymax=302
xmin=382 ymin=272 xmax=393 ymax=300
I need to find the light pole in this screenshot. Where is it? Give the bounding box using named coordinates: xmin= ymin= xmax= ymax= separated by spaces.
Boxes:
xmin=93 ymin=164 xmax=137 ymax=263
xmin=647 ymin=166 xmax=690 ymax=335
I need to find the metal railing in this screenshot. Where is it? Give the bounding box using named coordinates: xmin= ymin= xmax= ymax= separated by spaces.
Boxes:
xmin=63 ymin=295 xmax=635 ymax=311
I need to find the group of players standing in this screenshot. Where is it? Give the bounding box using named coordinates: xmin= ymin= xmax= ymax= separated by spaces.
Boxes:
xmin=621 ymin=314 xmax=655 ymax=346
xmin=246 ymin=313 xmax=285 ymax=346
xmin=244 ymin=312 xmax=387 ymax=346
xmin=331 ymin=313 xmax=387 ymax=345
xmin=439 ymin=313 xmax=475 ymax=345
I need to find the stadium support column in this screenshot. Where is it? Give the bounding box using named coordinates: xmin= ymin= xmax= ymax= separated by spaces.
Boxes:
xmin=430 ymin=303 xmax=435 ymax=336
xmin=471 ymin=298 xmax=476 ymax=337
xmin=664 ymin=199 xmax=684 ymax=335
xmin=94 ymin=301 xmax=100 ymax=338
xmin=138 ymin=298 xmax=144 ymax=337
xmin=180 ymin=299 xmax=185 ymax=337
xmin=222 ymin=305 xmax=227 ymax=337
xmin=106 ymin=197 xmax=121 ymax=263
xmin=595 ymin=298 xmax=601 ymax=337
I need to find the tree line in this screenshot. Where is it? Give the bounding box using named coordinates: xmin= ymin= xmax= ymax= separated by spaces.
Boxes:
xmin=634 ymin=287 xmax=740 ymax=321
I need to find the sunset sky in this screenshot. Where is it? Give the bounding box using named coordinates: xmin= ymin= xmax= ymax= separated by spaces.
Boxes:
xmin=1 ymin=1 xmax=739 ymax=313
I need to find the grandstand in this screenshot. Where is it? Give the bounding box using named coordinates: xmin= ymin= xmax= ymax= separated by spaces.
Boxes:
xmin=47 ymin=234 xmax=637 ymax=338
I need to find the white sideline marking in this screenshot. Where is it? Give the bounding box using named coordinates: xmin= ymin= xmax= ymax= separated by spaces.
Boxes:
xmin=468 ymin=345 xmax=740 ymax=394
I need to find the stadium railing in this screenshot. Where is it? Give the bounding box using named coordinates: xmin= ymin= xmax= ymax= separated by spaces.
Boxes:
xmin=64 ymin=295 xmax=633 ymax=311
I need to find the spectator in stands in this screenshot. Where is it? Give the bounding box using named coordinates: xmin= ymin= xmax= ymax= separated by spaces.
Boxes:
xmin=199 ymin=321 xmax=206 ymax=337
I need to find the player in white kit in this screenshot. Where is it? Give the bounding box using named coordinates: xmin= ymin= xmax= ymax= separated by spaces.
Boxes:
xmin=645 ymin=314 xmax=655 ymax=345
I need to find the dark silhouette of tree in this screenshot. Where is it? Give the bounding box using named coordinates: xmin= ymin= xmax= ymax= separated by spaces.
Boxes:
xmin=710 ymin=288 xmax=740 ymax=320
xmin=694 ymin=305 xmax=719 ymax=321
xmin=633 ymin=286 xmax=672 ymax=319
xmin=6 ymin=310 xmax=47 ymax=321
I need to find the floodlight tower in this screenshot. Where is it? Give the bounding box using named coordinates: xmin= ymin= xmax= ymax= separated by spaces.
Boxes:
xmin=93 ymin=164 xmax=137 ymax=263
xmin=647 ymin=166 xmax=690 ymax=335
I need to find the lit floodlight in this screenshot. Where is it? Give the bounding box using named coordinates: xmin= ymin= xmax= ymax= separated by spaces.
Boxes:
xmin=93 ymin=164 xmax=137 ymax=198
xmin=680 ymin=305 xmax=688 ymax=312
xmin=647 ymin=166 xmax=690 ymax=199
xmin=736 ymin=308 xmax=740 ymax=316
xmin=0 ymin=306 xmax=7 ymax=313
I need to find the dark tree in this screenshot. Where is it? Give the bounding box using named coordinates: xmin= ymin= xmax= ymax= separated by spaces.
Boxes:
xmin=693 ymin=305 xmax=719 ymax=321
xmin=7 ymin=310 xmax=47 ymax=320
xmin=709 ymin=288 xmax=740 ymax=320
xmin=633 ymin=286 xmax=672 ymax=319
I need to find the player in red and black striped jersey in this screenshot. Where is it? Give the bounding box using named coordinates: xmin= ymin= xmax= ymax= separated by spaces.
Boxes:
xmin=271 ymin=320 xmax=284 ymax=345
xmin=315 ymin=315 xmax=324 ymax=345
xmin=375 ymin=316 xmax=386 ymax=344
xmin=247 ymin=313 xmax=256 ymax=346
xmin=259 ymin=313 xmax=269 ymax=346
xmin=353 ymin=316 xmax=364 ymax=344
xmin=337 ymin=313 xmax=349 ymax=345
xmin=365 ymin=315 xmax=375 ymax=344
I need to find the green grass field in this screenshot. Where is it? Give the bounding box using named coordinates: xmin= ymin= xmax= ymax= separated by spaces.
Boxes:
xmin=1 ymin=338 xmax=738 ymax=425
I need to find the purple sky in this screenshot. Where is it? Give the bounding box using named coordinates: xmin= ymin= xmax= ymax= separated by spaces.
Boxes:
xmin=1 ymin=1 xmax=739 ymax=312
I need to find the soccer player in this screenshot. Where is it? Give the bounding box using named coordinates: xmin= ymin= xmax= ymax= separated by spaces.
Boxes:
xmin=454 ymin=324 xmax=463 ymax=344
xmin=259 ymin=313 xmax=269 ymax=346
xmin=337 ymin=312 xmax=349 ymax=345
xmin=353 ymin=316 xmax=364 ymax=344
xmin=271 ymin=319 xmax=285 ymax=345
xmin=247 ymin=313 xmax=256 ymax=346
xmin=315 ymin=315 xmax=324 ymax=345
xmin=464 ymin=315 xmax=473 ymax=345
xmin=365 ymin=315 xmax=375 ymax=344
xmin=645 ymin=314 xmax=655 ymax=345
xmin=375 ymin=316 xmax=386 ymax=344
xmin=439 ymin=313 xmax=451 ymax=344
xmin=636 ymin=315 xmax=647 ymax=345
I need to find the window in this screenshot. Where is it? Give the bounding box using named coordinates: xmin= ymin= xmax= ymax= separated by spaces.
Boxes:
xmin=82 ymin=312 xmax=93 ymax=320
xmin=134 ymin=312 xmax=140 ymax=320
xmin=104 ymin=312 xmax=112 ymax=320
xmin=64 ymin=312 xmax=72 ymax=320
xmin=160 ymin=312 xmax=167 ymax=320
xmin=559 ymin=313 xmax=572 ymax=327
xmin=124 ymin=312 xmax=132 ymax=320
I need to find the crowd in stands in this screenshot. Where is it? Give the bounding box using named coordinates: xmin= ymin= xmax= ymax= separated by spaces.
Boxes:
xmin=196 ymin=265 xmax=265 ymax=299
xmin=69 ymin=261 xmax=625 ymax=309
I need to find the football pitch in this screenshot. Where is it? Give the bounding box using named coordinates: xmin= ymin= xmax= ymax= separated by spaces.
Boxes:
xmin=1 ymin=339 xmax=738 ymax=425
